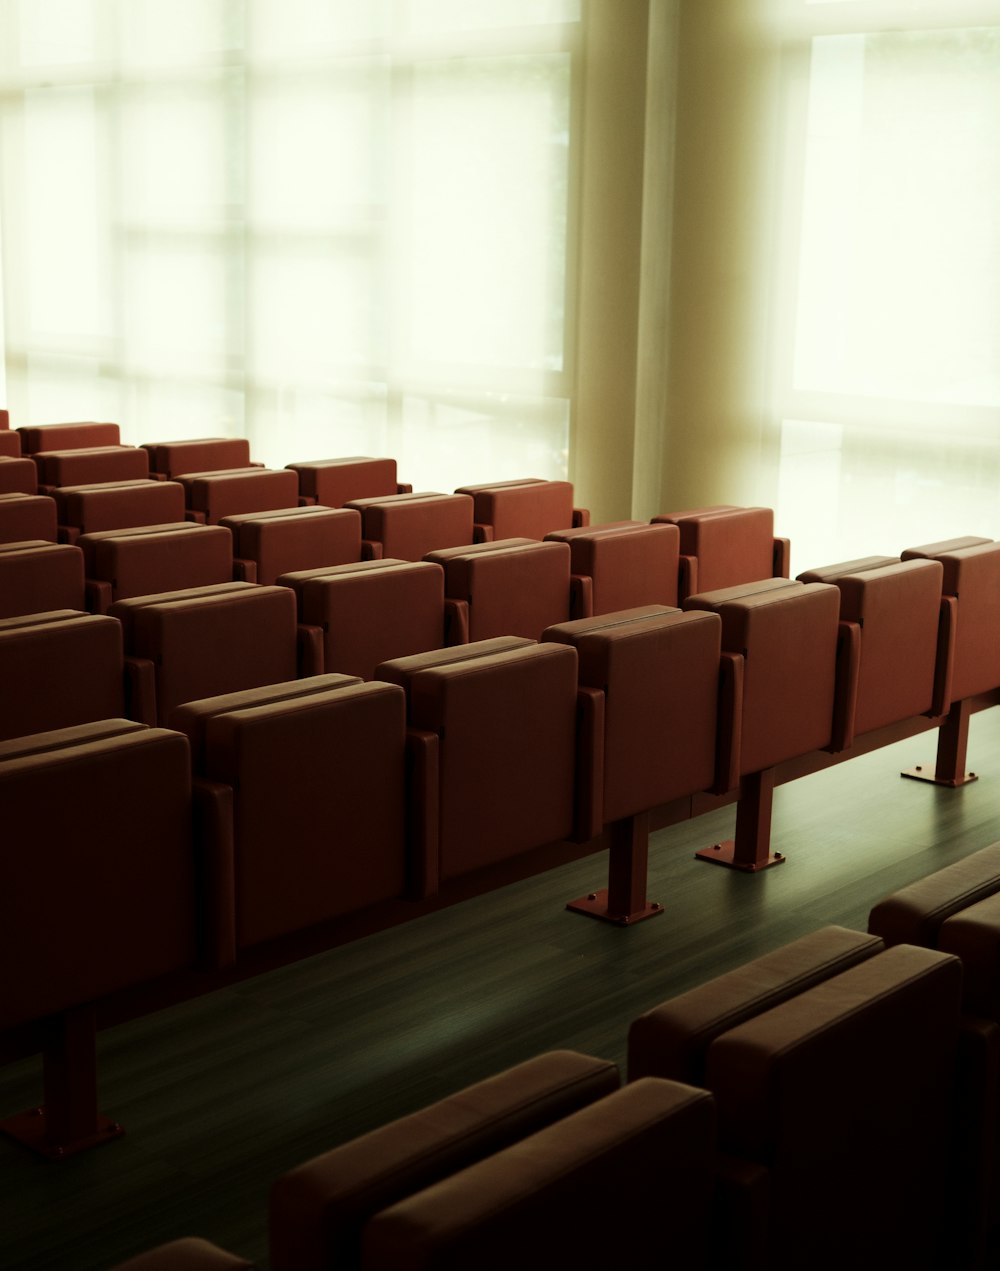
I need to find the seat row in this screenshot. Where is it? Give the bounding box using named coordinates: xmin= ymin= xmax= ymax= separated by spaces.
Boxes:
xmin=102 ymin=902 xmax=1000 ymax=1270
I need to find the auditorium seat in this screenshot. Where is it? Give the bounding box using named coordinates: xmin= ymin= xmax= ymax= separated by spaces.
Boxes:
xmin=545 ymin=520 xmax=681 ymax=615
xmin=0 ymin=492 xmax=58 ymax=544
xmin=32 ymin=445 xmax=150 ymax=493
xmin=454 ymin=477 xmax=588 ymax=542
xmin=0 ymin=540 xmax=85 ymax=618
xmin=0 ymin=454 xmax=38 ymax=495
xmin=79 ymin=523 xmax=236 ymax=613
xmin=346 ymin=491 xmax=475 ymax=561
xmin=630 ymin=935 xmax=961 ymax=1270
xmin=279 ymin=559 xmax=463 ymax=680
xmin=170 ymin=675 xmax=408 ymax=955
xmin=0 ymin=610 xmax=124 ymax=741
xmin=0 ymin=719 xmax=196 ymax=1158
xmin=425 ymin=538 xmax=578 ymax=641
xmin=653 ymin=504 xmax=790 ymax=601
xmin=53 ymin=479 xmax=186 ymax=544
xmin=108 ymin=1241 xmax=256 ymax=1271
xmin=269 ymin=1050 xmax=618 ymax=1271
xmin=177 ymin=467 xmax=301 ymax=525
xmin=683 ymin=578 xmax=840 ymax=870
xmin=110 ymin=583 xmax=306 ymax=726
xmin=286 ymin=456 xmax=409 ymax=507
xmin=17 ymin=421 xmax=121 ymax=453
xmin=797 ymin=555 xmax=945 ymax=749
xmin=0 ymin=429 xmax=20 ymax=456
xmin=543 ymin=605 xmax=721 ymax=923
xmin=375 ymin=640 xmax=581 ymax=889
xmin=220 ymin=505 xmax=363 ymax=585
xmin=143 ymin=436 xmax=255 ymax=480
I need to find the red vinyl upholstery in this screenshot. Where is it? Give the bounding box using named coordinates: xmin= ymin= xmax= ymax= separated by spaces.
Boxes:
xmin=0 ymin=430 xmax=20 ymax=457
xmin=221 ymin=505 xmax=363 ymax=585
xmin=107 ymin=1240 xmax=256 ymax=1271
xmin=110 ymin=583 xmax=300 ymax=726
xmin=0 ymin=492 xmax=58 ymax=544
xmin=0 ymin=610 xmax=124 ymax=741
xmin=0 ymin=455 xmax=37 ymax=495
xmin=0 ymin=540 xmax=85 ymax=619
xmin=376 ymin=640 xmax=579 ymax=884
xmin=54 ymin=479 xmax=186 ymax=544
xmin=425 ymin=538 xmax=574 ymax=641
xmin=32 ymin=445 xmax=149 ymax=492
xmin=269 ymin=1050 xmax=620 ymax=1271
xmin=654 ymin=504 xmax=788 ymax=600
xmin=455 ymin=477 xmax=587 ymax=541
xmin=178 ymin=467 xmax=300 ymax=525
xmin=172 ymin=675 xmax=408 ymax=951
xmin=280 ymin=559 xmax=454 ymax=680
xmin=545 ymin=521 xmax=680 ymax=615
xmin=346 ymin=492 xmax=475 ymax=562
xmin=79 ymin=523 xmax=235 ymax=613
xmin=17 ymin=421 xmax=121 ymax=453
xmin=361 ymin=1078 xmax=715 ymax=1271
xmin=286 ymin=456 xmax=404 ymax=508
xmin=143 ymin=437 xmax=253 ymax=480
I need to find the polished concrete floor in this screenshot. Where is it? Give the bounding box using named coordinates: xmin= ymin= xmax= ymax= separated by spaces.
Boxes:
xmin=3 ymin=713 xmax=1000 ymax=1269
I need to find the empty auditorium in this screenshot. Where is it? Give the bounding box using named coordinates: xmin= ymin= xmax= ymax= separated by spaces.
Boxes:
xmin=2 ymin=2 xmax=999 ymax=1268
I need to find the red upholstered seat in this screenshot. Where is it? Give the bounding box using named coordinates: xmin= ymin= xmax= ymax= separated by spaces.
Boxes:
xmin=177 ymin=467 xmax=300 ymax=525
xmin=425 ymin=538 xmax=576 ymax=641
xmin=107 ymin=1240 xmax=256 ymax=1271
xmin=0 ymin=492 xmax=58 ymax=544
xmin=0 ymin=610 xmax=124 ymax=740
xmin=269 ymin=1050 xmax=619 ymax=1271
xmin=220 ymin=505 xmax=363 ymax=585
xmin=454 ymin=477 xmax=588 ymax=541
xmin=143 ymin=436 xmax=254 ymax=480
xmin=0 ymin=540 xmax=85 ymax=618
xmin=346 ymin=491 xmax=474 ymax=561
xmin=0 ymin=455 xmax=37 ymax=495
xmin=375 ymin=639 xmax=579 ymax=886
xmin=54 ymin=479 xmax=186 ymax=544
xmin=0 ymin=429 xmax=19 ymax=457
xmin=545 ymin=520 xmax=680 ymax=615
xmin=653 ymin=504 xmax=789 ymax=600
xmin=280 ymin=559 xmax=458 ymax=680
xmin=361 ymin=1078 xmax=715 ymax=1271
xmin=110 ymin=583 xmax=302 ymax=726
xmin=286 ymin=456 xmax=406 ymax=508
xmin=79 ymin=522 xmax=235 ymax=613
xmin=32 ymin=445 xmax=149 ymax=492
xmin=17 ymin=421 xmax=120 ymax=453
xmin=171 ymin=675 xmax=408 ymax=952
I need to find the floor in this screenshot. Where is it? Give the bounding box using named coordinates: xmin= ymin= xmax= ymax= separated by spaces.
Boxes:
xmin=3 ymin=713 xmax=999 ymax=1270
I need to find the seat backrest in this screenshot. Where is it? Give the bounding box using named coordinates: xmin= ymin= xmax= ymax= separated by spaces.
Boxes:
xmin=269 ymin=1050 xmax=620 ymax=1271
xmin=455 ymin=478 xmax=577 ymax=541
xmin=346 ymin=492 xmax=474 ymax=561
xmin=0 ymin=610 xmax=124 ymax=740
xmin=142 ymin=437 xmax=253 ymax=479
xmin=179 ymin=468 xmax=300 ymax=524
xmin=546 ymin=521 xmax=681 ymax=613
xmin=361 ymin=1078 xmax=716 ymax=1271
xmin=286 ymin=456 xmax=400 ymax=508
xmin=33 ymin=445 xmax=149 ymax=490
xmin=0 ymin=429 xmax=19 ymax=457
xmin=655 ymin=505 xmax=777 ymax=594
xmin=281 ymin=559 xmax=447 ymax=680
xmin=0 ymin=492 xmax=58 ymax=544
xmin=426 ymin=538 xmax=572 ymax=641
xmin=0 ymin=540 xmax=85 ymax=618
xmin=544 ymin=605 xmax=720 ymax=821
xmin=79 ymin=523 xmax=234 ymax=606
xmin=868 ymin=842 xmax=1000 ymax=948
xmin=221 ymin=505 xmax=362 ymax=584
xmin=17 ymin=421 xmax=121 ymax=453
xmin=111 ymin=583 xmax=298 ymax=724
xmin=0 ymin=719 xmax=195 ymax=1030
xmin=54 ymin=479 xmax=186 ymax=539
xmin=0 ymin=455 xmax=38 ymax=495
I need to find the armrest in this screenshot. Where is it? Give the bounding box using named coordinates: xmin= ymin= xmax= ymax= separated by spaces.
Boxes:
xmin=123 ymin=655 xmax=158 ymax=726
xmin=713 ymin=651 xmax=743 ymax=794
xmin=712 ymin=1152 xmax=771 ymax=1271
xmin=84 ymin=577 xmax=113 ymax=615
xmin=58 ymin=524 xmax=80 ymax=545
xmin=406 ymin=728 xmax=440 ymax=898
xmin=185 ymin=510 xmax=208 ymax=525
xmin=193 ymin=777 xmax=237 ymax=970
xmin=931 ymin=595 xmax=957 ymax=718
xmin=772 ymin=536 xmax=791 ymax=579
xmin=231 ymin=556 xmax=258 ymax=583
xmin=396 ymin=482 xmax=413 ymax=495
xmin=829 ymin=620 xmax=860 ymax=753
xmin=569 ymin=573 xmax=593 ymax=621
xmin=572 ymin=507 xmax=590 ymax=528
xmin=573 ymin=685 xmax=605 ymax=843
xmin=444 ymin=598 xmax=470 ymax=646
xmin=472 ymin=523 xmax=495 ymax=544
xmin=678 ymin=554 xmax=697 ymax=603
xmin=360 ymin=538 xmax=384 ymax=561
xmin=296 ymin=623 xmax=325 ymax=677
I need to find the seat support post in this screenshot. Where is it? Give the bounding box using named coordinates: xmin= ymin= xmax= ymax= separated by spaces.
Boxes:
xmin=697 ymin=767 xmax=786 ymax=872
xmin=567 ymin=812 xmax=664 ymax=926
